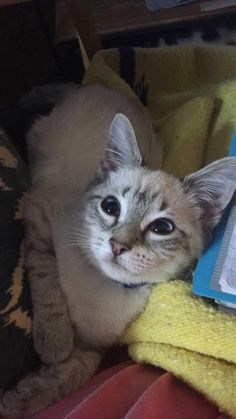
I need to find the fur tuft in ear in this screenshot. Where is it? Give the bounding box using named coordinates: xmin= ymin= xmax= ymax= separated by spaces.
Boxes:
xmin=101 ymin=113 xmax=142 ymax=176
xmin=182 ymin=157 xmax=236 ymax=235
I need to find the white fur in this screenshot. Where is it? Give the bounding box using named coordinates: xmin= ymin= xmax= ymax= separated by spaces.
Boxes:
xmin=28 ymin=86 xmax=161 ymax=348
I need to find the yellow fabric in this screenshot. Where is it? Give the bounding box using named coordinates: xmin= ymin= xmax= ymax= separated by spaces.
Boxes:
xmin=121 ymin=281 xmax=236 ymax=418
xmin=83 ymin=46 xmax=236 ymax=417
xmin=83 ymin=45 xmax=236 ymax=175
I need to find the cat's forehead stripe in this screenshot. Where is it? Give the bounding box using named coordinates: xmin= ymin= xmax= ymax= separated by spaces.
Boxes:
xmin=122 ymin=187 xmax=131 ymax=196
xmin=122 ymin=181 xmax=171 ymax=215
xmin=160 ymin=199 xmax=167 ymax=212
xmin=133 ymin=187 xmax=142 ymax=197
xmin=151 ymin=192 xmax=159 ymax=201
xmin=137 ymin=191 xmax=148 ymax=205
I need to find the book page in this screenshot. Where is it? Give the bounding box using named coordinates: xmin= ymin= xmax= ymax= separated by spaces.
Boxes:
xmin=219 ymin=221 xmax=236 ymax=296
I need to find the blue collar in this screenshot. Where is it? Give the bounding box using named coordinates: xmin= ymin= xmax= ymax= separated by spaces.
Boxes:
xmin=122 ymin=282 xmax=148 ymax=289
xmin=108 ymin=276 xmax=148 ymax=289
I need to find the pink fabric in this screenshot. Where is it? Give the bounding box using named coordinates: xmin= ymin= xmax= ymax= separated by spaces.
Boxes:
xmin=32 ymin=362 xmax=230 ymax=419
xmin=32 ymin=361 xmax=132 ymax=419
xmin=124 ymin=372 xmax=223 ymax=419
xmin=67 ymin=364 xmax=160 ymax=419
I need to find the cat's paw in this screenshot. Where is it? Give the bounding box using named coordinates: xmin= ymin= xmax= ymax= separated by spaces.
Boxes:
xmin=0 ymin=370 xmax=59 ymax=418
xmin=0 ymin=349 xmax=101 ymax=418
xmin=0 ymin=378 xmax=42 ymax=418
xmin=0 ymin=388 xmax=23 ymax=419
xmin=33 ymin=317 xmax=74 ymax=364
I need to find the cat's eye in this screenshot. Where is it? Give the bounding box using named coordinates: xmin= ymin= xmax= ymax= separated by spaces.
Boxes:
xmin=101 ymin=196 xmax=120 ymax=217
xmin=148 ymin=218 xmax=175 ymax=235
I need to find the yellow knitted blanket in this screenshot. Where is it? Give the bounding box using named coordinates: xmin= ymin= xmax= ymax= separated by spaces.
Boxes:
xmin=83 ymin=46 xmax=236 ymax=417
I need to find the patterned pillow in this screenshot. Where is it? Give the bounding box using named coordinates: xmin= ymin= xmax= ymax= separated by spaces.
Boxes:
xmin=0 ymin=129 xmax=38 ymax=389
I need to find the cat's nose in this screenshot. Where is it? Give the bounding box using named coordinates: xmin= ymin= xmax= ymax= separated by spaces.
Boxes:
xmin=109 ymin=238 xmax=130 ymax=257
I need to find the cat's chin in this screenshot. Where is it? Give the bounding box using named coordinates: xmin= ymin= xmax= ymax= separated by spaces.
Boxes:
xmin=98 ymin=259 xmax=136 ymax=284
xmin=102 ymin=259 xmax=130 ymax=279
xmin=98 ymin=257 xmax=176 ymax=287
xmin=99 ymin=259 xmax=147 ymax=286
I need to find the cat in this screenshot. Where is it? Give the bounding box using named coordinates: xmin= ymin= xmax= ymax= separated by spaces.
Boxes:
xmin=0 ymin=84 xmax=236 ymax=418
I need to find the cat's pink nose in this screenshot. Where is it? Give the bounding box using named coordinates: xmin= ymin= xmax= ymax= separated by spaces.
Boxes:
xmin=109 ymin=238 xmax=129 ymax=257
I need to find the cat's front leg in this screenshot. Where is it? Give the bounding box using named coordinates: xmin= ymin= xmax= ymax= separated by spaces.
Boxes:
xmin=0 ymin=347 xmax=101 ymax=418
xmin=25 ymin=194 xmax=74 ymax=364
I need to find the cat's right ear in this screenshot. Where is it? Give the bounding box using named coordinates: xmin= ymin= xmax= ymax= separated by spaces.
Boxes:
xmin=181 ymin=157 xmax=236 ymax=240
xmin=99 ymin=113 xmax=142 ymax=178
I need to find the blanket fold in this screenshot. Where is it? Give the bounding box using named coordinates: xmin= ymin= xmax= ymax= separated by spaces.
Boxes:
xmin=83 ymin=45 xmax=236 ymax=417
xmin=121 ymin=281 xmax=236 ymax=418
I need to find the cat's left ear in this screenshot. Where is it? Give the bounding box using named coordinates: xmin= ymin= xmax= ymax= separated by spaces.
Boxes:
xmin=101 ymin=113 xmax=142 ymax=176
xmin=181 ymin=157 xmax=236 ymax=233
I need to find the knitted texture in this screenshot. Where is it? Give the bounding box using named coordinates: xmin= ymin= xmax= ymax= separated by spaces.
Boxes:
xmin=121 ymin=281 xmax=236 ymax=417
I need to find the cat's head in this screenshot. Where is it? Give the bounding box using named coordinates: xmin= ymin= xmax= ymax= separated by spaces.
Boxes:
xmin=76 ymin=114 xmax=236 ymax=286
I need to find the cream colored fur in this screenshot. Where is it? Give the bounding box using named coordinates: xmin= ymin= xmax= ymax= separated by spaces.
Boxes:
xmin=1 ymin=85 xmax=236 ymax=418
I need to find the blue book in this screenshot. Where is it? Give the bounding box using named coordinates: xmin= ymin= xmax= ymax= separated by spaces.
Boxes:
xmin=192 ymin=132 xmax=236 ymax=310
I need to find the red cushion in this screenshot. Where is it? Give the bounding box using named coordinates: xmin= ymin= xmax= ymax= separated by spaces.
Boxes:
xmin=32 ymin=362 xmax=230 ymax=419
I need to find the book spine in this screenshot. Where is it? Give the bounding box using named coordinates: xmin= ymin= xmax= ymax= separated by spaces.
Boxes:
xmin=211 ymin=194 xmax=236 ymax=287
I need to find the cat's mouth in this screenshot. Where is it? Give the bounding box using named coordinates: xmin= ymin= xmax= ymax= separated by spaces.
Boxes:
xmin=100 ymin=255 xmax=132 ymax=280
xmin=103 ymin=254 xmax=129 ymax=271
xmin=109 ymin=258 xmax=129 ymax=272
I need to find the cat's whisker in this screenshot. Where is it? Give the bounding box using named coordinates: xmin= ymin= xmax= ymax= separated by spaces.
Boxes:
xmin=63 ymin=225 xmax=88 ymax=237
xmin=63 ymin=237 xmax=102 ymax=247
xmin=64 ymin=234 xmax=89 ymax=243
xmin=64 ymin=224 xmax=85 ymax=231
xmin=63 ymin=231 xmax=106 ymax=249
xmin=64 ymin=225 xmax=86 ymax=235
xmin=76 ymin=255 xmax=90 ymax=266
xmin=62 ymin=237 xmax=90 ymax=244
xmin=62 ymin=234 xmax=90 ymax=244
xmin=67 ymin=233 xmax=91 ymax=241
xmin=70 ymin=256 xmax=91 ymax=274
xmin=62 ymin=242 xmax=100 ymax=250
